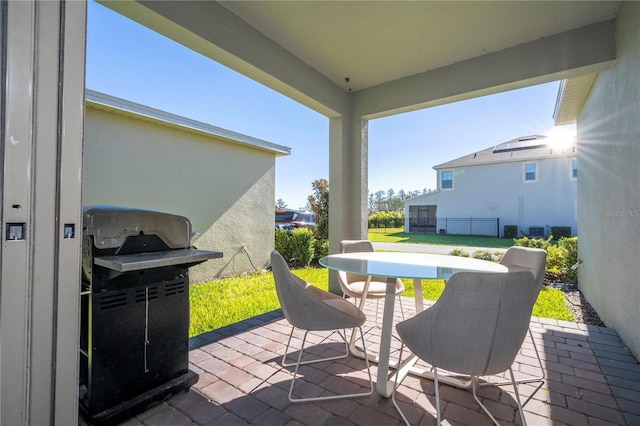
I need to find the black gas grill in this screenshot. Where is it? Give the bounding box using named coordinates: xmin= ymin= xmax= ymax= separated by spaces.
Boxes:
xmin=79 ymin=206 xmax=222 ymax=425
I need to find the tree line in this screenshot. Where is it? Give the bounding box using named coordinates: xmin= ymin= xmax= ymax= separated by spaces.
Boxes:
xmin=368 ymin=188 xmax=431 ymax=213
xmin=277 ymin=182 xmax=432 ymax=218
xmin=278 ymin=186 xmax=431 ymax=215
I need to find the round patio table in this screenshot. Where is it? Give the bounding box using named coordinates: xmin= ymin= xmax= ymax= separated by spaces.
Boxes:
xmin=320 ymin=251 xmax=507 ymax=397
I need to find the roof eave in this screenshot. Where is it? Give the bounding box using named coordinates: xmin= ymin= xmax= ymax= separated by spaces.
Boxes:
xmin=85 ymin=89 xmax=292 ymax=157
xmin=553 ymin=74 xmax=599 ymax=126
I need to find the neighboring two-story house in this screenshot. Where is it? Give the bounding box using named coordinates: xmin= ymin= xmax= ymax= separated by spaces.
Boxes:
xmin=404 ymin=135 xmax=577 ymax=237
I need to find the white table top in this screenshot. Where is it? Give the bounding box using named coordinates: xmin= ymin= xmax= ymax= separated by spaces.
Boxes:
xmin=319 ymin=251 xmax=507 ymax=280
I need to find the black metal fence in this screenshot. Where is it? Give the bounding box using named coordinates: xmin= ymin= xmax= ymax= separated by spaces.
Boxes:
xmin=411 ymin=217 xmax=500 ymax=237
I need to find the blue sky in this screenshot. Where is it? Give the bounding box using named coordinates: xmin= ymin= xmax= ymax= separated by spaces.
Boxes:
xmin=86 ymin=1 xmax=573 ymax=210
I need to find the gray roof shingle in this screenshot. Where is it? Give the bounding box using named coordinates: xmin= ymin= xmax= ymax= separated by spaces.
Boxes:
xmin=434 ymin=135 xmax=576 ymax=169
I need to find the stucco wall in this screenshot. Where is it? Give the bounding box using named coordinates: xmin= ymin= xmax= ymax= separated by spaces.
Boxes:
xmin=83 ymin=107 xmax=276 ymax=282
xmin=405 ymin=156 xmax=577 ymax=236
xmin=577 ymin=2 xmax=640 ymax=359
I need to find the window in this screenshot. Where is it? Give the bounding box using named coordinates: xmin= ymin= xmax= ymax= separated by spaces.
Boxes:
xmin=441 ymin=170 xmax=453 ymax=189
xmin=523 ymin=162 xmax=537 ymax=182
xmin=571 ymin=159 xmax=577 ymax=179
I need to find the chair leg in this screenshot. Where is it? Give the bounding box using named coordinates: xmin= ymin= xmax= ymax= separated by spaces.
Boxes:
xmin=287 ymin=327 xmax=373 ymax=402
xmin=528 ymin=327 xmax=546 ymax=381
xmin=392 ymin=351 xmax=444 ymax=426
xmin=392 ymin=345 xmax=444 ymax=426
xmin=374 ymin=296 xmax=404 ymax=328
xmin=480 ymin=327 xmax=545 ymax=387
xmin=472 ymin=376 xmax=501 ymax=426
xmin=391 ymin=344 xmax=411 ymax=426
xmin=473 ymin=372 xmax=527 ymax=426
xmin=397 ymin=294 xmax=405 ymax=320
xmin=509 ymin=367 xmax=528 ymax=426
xmin=434 ymin=367 xmax=441 ymax=425
xmin=374 ymin=299 xmax=382 ymax=328
xmin=281 ymin=326 xmax=349 ymax=368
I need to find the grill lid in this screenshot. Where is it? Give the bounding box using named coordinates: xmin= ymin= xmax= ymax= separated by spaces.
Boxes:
xmin=84 ymin=206 xmax=192 ymax=250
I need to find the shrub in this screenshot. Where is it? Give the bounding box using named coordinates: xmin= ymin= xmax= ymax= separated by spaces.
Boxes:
xmin=274 ymin=228 xmax=294 ymax=260
xmin=503 ymin=225 xmax=518 ymax=238
xmin=312 ymin=238 xmax=329 ymax=262
xmin=545 ymin=245 xmax=566 ymax=282
xmin=514 ymin=235 xmax=579 ymax=284
xmin=514 ymin=235 xmax=553 ymax=250
xmin=449 ymin=248 xmax=469 ymax=257
xmin=368 ymin=211 xmax=404 ymax=228
xmin=274 ymin=228 xmax=315 ymax=267
xmin=550 ymin=226 xmax=572 ymax=239
xmin=559 ymin=237 xmax=578 ymax=283
xmin=471 ymin=250 xmax=502 ymax=262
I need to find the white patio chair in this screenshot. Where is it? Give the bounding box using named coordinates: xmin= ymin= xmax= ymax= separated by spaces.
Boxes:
xmin=270 ymin=250 xmax=373 ymax=402
xmin=338 ymin=240 xmax=405 ymax=326
xmin=392 ymin=271 xmax=538 ymax=426
xmin=497 ymin=246 xmax=547 ymax=384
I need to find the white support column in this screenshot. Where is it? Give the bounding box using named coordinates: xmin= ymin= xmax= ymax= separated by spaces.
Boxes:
xmin=1 ymin=1 xmax=86 ymax=424
xmin=328 ymin=106 xmax=369 ymax=294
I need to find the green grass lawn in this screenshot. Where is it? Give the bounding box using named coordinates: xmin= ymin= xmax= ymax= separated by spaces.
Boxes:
xmin=368 ymin=227 xmax=514 ymax=248
xmin=189 ymin=267 xmax=573 ymax=337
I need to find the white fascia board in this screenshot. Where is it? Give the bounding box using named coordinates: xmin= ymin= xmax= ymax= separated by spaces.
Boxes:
xmin=85 ymin=90 xmax=291 ymax=156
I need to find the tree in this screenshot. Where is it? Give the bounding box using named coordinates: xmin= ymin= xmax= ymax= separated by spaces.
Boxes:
xmin=374 ymin=190 xmax=386 ymax=212
xmin=275 ymin=198 xmax=288 ymax=209
xmin=307 ymin=179 xmax=329 ymax=240
xmin=387 ymin=196 xmax=404 ymax=212
xmin=368 ymin=192 xmax=376 ymax=214
xmin=387 ymin=188 xmax=395 ymax=201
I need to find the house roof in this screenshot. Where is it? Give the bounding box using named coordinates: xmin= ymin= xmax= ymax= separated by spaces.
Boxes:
xmin=434 ymin=135 xmax=576 ymax=169
xmin=85 ymin=89 xmax=292 ymax=156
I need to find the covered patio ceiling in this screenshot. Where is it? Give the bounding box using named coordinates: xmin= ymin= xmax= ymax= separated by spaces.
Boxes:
xmin=101 ymin=1 xmax=618 ymax=118
xmin=219 ymin=1 xmax=618 ymax=91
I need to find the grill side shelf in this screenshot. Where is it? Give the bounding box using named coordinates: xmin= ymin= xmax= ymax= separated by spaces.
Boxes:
xmin=94 ymin=248 xmax=223 ymax=272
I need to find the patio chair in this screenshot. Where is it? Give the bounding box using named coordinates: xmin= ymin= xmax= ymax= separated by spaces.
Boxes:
xmin=338 ymin=240 xmax=405 ymax=325
xmin=270 ymin=250 xmax=373 ymax=402
xmin=497 ymin=246 xmax=547 ymax=384
xmin=392 ymin=271 xmax=537 ymax=426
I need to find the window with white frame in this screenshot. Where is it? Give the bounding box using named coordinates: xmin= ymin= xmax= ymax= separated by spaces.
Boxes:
xmin=571 ymin=159 xmax=577 ymax=179
xmin=523 ymin=162 xmax=537 ymax=182
xmin=441 ymin=170 xmax=453 ymax=189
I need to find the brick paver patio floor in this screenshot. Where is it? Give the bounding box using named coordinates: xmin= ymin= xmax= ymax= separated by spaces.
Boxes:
xmin=113 ymin=297 xmax=639 ymax=426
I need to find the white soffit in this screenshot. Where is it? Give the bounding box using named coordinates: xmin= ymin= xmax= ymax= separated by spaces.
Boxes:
xmin=554 ymin=74 xmax=598 ymax=125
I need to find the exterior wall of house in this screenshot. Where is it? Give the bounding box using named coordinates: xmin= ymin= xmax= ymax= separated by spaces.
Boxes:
xmin=404 ymin=192 xmax=441 ymax=231
xmin=577 ymin=1 xmax=640 ymax=359
xmin=84 ymin=107 xmax=277 ymax=282
xmin=405 ymin=155 xmax=577 ymax=237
